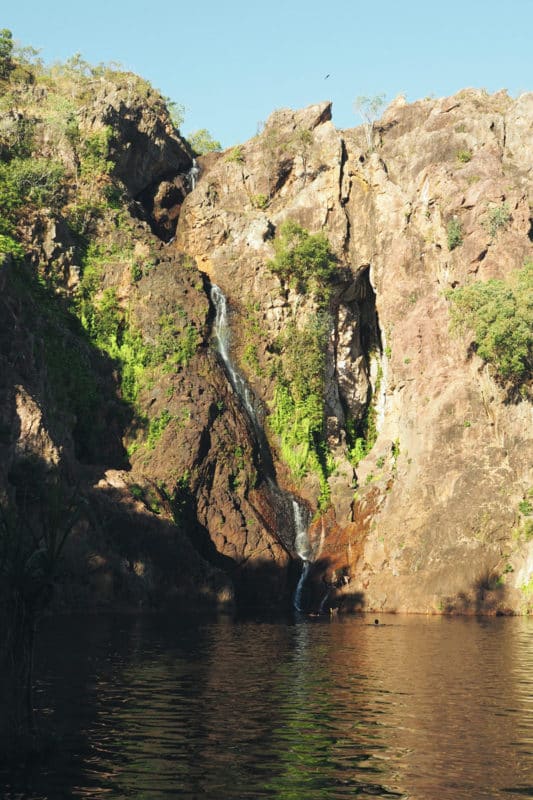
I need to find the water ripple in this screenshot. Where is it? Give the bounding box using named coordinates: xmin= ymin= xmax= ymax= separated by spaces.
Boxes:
xmin=2 ymin=614 xmax=533 ymax=799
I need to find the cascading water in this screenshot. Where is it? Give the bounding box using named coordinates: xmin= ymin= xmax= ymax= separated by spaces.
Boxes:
xmin=188 ymin=158 xmax=200 ymax=190
xmin=293 ymin=500 xmax=312 ymax=612
xmin=210 ymin=283 xmax=314 ymax=607
xmin=210 ymin=284 xmax=259 ymax=428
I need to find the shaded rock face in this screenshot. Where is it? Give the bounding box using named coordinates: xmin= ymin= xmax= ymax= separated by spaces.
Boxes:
xmin=176 ymin=90 xmax=533 ymax=615
xmin=83 ymin=80 xmax=194 ymax=238
xmin=85 ymin=82 xmax=193 ymax=196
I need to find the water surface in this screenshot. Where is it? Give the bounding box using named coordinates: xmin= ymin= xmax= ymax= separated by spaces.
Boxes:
xmin=3 ymin=612 xmax=533 ymax=799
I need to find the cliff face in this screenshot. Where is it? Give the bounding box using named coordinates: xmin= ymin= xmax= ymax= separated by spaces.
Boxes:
xmin=176 ymin=90 xmax=533 ymax=614
xmin=1 ymin=58 xmax=531 ymax=614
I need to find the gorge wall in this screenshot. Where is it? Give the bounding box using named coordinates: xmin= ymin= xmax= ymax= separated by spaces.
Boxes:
xmin=1 ymin=60 xmax=531 ymax=614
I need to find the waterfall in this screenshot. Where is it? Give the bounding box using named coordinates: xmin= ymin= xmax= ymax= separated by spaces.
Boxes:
xmin=293 ymin=500 xmax=312 ymax=612
xmin=210 ymin=283 xmax=314 ymax=607
xmin=188 ymin=158 xmax=200 ymax=190
xmin=210 ymin=284 xmax=260 ymax=429
xmin=293 ymin=500 xmax=311 ymax=561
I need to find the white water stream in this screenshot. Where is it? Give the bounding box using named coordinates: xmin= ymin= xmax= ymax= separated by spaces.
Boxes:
xmin=293 ymin=500 xmax=312 ymax=612
xmin=188 ymin=158 xmax=200 ymax=190
xmin=210 ymin=284 xmax=258 ymax=425
xmin=211 ymin=283 xmax=313 ymax=611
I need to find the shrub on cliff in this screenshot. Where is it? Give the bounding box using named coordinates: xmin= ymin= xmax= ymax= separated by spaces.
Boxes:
xmin=268 ymin=220 xmax=337 ymax=299
xmin=447 ymin=262 xmax=532 ymax=386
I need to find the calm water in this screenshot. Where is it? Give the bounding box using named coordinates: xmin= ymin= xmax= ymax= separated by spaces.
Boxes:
xmin=2 ymin=612 xmax=533 ymax=800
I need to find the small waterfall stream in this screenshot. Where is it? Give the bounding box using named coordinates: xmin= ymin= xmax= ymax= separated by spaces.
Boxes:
xmin=188 ymin=158 xmax=200 ymax=190
xmin=210 ymin=285 xmax=260 ymax=428
xmin=293 ymin=501 xmax=312 ymax=612
xmin=210 ymin=284 xmax=313 ymax=610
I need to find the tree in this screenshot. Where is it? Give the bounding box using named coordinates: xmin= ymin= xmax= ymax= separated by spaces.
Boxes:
xmin=0 ymin=28 xmax=14 ymax=80
xmin=165 ymin=99 xmax=186 ymax=130
xmin=290 ymin=128 xmax=313 ymax=185
xmin=0 ymin=462 xmax=81 ymax=749
xmin=188 ymin=128 xmax=222 ymax=155
xmin=353 ymin=94 xmax=386 ymax=149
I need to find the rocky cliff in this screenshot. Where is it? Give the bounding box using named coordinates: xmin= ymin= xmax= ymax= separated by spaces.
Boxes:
xmin=1 ymin=54 xmax=531 ymax=614
xmin=176 ymin=90 xmax=533 ymax=615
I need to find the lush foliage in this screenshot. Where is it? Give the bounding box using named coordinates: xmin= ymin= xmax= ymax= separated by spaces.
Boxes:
xmin=0 ymin=157 xmax=65 ymax=242
xmin=268 ymin=220 xmax=337 ymax=299
xmin=447 ymin=262 xmax=532 ymax=384
xmin=188 ymin=128 xmax=222 ymax=154
xmin=77 ymin=247 xmax=199 ymax=408
xmin=270 ymin=313 xmax=333 ymax=508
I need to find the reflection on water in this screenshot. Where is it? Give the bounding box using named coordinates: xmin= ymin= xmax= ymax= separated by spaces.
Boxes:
xmin=2 ymin=613 xmax=533 ymax=799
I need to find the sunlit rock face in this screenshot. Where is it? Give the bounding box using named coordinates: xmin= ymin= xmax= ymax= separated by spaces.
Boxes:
xmin=176 ymin=90 xmax=533 ymax=614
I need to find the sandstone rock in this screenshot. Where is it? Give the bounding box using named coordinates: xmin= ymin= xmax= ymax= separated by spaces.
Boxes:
xmin=175 ymin=91 xmax=533 ymax=614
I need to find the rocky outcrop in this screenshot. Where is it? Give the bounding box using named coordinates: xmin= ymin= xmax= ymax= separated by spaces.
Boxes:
xmin=175 ymin=89 xmax=533 ymax=615
xmin=80 ymin=76 xmax=194 ymax=240
xmin=82 ymin=78 xmax=193 ymax=196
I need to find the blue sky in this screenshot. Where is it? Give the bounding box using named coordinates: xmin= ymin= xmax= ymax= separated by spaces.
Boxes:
xmin=3 ymin=0 xmax=532 ymax=147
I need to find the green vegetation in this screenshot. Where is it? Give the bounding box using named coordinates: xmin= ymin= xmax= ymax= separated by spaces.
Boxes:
xmin=0 ymin=156 xmax=65 ymax=260
xmin=146 ymin=409 xmax=172 ymax=450
xmin=188 ymin=128 xmax=221 ymax=154
xmin=8 ymin=264 xmax=103 ymax=457
xmin=242 ymin=342 xmax=262 ymax=375
xmin=76 ymin=249 xmax=199 ymax=412
xmin=485 ymin=202 xmax=511 ymax=238
xmin=447 ymin=262 xmax=532 ymax=385
xmin=519 ymin=499 xmax=533 ymax=516
xmin=166 ymin=99 xmax=186 ymax=130
xmin=79 ymin=127 xmax=113 ymax=181
xmin=268 ymin=220 xmax=337 ymax=300
xmin=148 ymin=313 xmax=199 ymax=373
xmin=251 ymin=193 xmax=269 ymax=209
xmin=270 ymin=313 xmax=333 ymax=509
xmin=0 ymin=28 xmax=13 ymax=79
xmin=456 ymin=149 xmax=472 ymax=163
xmin=290 ymin=127 xmax=313 ymax=183
xmin=447 ymin=217 xmax=464 ymax=250
xmin=0 ymin=234 xmax=24 ymax=258
xmin=225 ymin=145 xmax=245 ymax=164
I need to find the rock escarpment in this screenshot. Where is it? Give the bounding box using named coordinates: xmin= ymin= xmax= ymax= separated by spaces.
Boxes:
xmin=176 ymin=91 xmax=533 ymax=614
xmin=1 ymin=59 xmax=531 ymax=614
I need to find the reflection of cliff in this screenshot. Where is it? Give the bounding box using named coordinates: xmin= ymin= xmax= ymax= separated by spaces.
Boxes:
xmin=21 ymin=615 xmax=533 ymax=799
